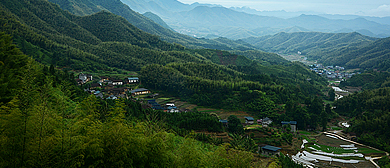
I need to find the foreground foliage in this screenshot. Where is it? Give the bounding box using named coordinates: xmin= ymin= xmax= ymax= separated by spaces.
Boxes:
xmin=0 ymin=32 xmax=255 ymax=167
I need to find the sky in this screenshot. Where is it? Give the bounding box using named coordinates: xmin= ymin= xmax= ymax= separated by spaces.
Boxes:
xmin=177 ymin=0 xmax=390 ymax=17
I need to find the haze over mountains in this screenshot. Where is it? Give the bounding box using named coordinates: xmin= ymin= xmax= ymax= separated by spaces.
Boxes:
xmin=121 ymin=0 xmax=390 ymax=39
xmin=242 ymin=32 xmax=390 ymax=71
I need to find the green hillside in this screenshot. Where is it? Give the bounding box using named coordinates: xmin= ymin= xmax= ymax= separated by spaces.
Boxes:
xmin=334 ymin=87 xmax=390 ymax=152
xmin=143 ymin=12 xmax=173 ymax=30
xmin=47 ymin=0 xmax=256 ymax=50
xmin=0 ymin=32 xmax=258 ymax=167
xmin=0 ymin=0 xmax=328 ymax=114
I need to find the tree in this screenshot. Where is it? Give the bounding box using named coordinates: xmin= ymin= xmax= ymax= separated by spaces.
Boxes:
xmin=228 ymin=115 xmax=244 ymax=134
xmin=328 ymin=88 xmax=335 ymax=101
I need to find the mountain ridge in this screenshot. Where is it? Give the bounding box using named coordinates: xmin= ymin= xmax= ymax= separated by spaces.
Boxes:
xmin=122 ymin=0 xmax=390 ymax=39
xmin=242 ymin=31 xmax=390 ymax=71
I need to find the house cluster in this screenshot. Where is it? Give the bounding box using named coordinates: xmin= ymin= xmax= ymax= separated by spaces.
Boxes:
xmin=310 ymin=64 xmax=358 ymax=79
xmin=77 ymin=74 xmax=155 ymax=100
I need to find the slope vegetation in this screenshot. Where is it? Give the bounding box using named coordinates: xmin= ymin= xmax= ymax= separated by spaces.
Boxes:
xmin=48 ymin=0 xmax=254 ymax=50
xmin=0 ymin=0 xmax=327 ymax=115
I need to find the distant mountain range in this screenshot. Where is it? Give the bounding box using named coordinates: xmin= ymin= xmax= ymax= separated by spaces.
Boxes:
xmin=121 ymin=0 xmax=390 ymax=39
xmin=242 ymin=32 xmax=390 ymax=71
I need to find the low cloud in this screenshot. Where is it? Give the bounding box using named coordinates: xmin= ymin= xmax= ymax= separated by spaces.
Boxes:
xmin=368 ymin=4 xmax=390 ymax=17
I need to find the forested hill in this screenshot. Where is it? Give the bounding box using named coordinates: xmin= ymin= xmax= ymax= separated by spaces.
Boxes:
xmin=242 ymin=32 xmax=390 ymax=71
xmin=333 ymin=87 xmax=390 ymax=152
xmin=0 ymin=0 xmax=328 ymax=112
xmin=0 ymin=0 xmax=187 ymax=70
xmin=143 ymin=12 xmax=174 ymax=30
xmin=46 ymin=0 xmax=254 ymax=51
xmin=0 ymin=31 xmax=262 ymax=167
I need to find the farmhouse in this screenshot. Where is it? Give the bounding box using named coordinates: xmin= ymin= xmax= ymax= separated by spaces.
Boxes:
xmin=219 ymin=119 xmax=228 ymax=127
xmin=244 ymin=116 xmax=254 ymax=125
xmin=112 ymin=79 xmax=124 ymax=86
xmin=262 ymin=117 xmax=273 ymax=127
xmin=106 ymin=87 xmax=128 ymax=95
xmin=261 ymin=145 xmax=281 ymax=156
xmin=99 ymin=76 xmax=109 ymax=83
xmin=125 ymin=77 xmax=139 ymax=84
xmin=281 ymin=121 xmax=297 ymax=132
xmin=90 ymin=83 xmax=102 ymax=89
xmin=79 ymin=73 xmax=92 ymax=83
xmin=130 ymin=88 xmax=150 ymax=96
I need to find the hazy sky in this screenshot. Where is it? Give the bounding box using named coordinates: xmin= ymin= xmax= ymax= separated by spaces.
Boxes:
xmin=177 ymin=0 xmax=390 ymax=17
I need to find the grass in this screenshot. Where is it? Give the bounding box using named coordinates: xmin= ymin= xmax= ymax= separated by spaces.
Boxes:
xmin=299 ymin=130 xmax=312 ymax=135
xmin=331 ymin=126 xmax=343 ymax=130
xmin=300 ymin=135 xmax=316 ymax=143
xmin=308 ymin=143 xmax=354 ymax=154
xmin=198 ymin=109 xmax=218 ymax=112
xmin=358 ymin=148 xmax=385 ymax=154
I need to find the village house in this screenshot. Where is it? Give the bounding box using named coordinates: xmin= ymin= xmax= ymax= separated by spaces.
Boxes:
xmin=281 ymin=121 xmax=297 ymax=132
xmin=103 ymin=84 xmax=114 ymax=90
xmin=262 ymin=117 xmax=272 ymax=127
xmin=90 ymin=83 xmax=102 ymax=89
xmin=130 ymin=88 xmax=151 ymax=96
xmin=125 ymin=77 xmax=139 ymax=84
xmin=75 ymin=78 xmax=83 ymax=85
xmin=106 ymin=95 xmax=118 ymax=100
xmin=261 ymin=145 xmax=281 ymax=156
xmin=244 ymin=116 xmax=255 ymax=125
xmin=79 ymin=73 xmax=92 ymax=84
xmin=112 ymin=79 xmax=124 ymax=86
xmin=94 ymin=91 xmax=103 ymax=99
xmin=219 ymin=119 xmax=228 ymax=127
xmin=99 ymin=76 xmax=109 ymax=83
xmin=106 ymin=87 xmax=128 ymax=95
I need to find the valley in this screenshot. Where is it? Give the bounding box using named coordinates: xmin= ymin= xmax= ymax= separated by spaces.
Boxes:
xmin=1 ymin=0 xmax=390 ymax=167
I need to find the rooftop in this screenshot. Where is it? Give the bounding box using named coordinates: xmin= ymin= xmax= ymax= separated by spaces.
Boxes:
xmin=281 ymin=121 xmax=297 ymax=125
xmin=244 ymin=116 xmax=254 ymax=121
xmin=219 ymin=119 xmax=228 ymax=123
xmin=262 ymin=145 xmax=281 ymax=152
xmin=130 ymin=88 xmax=149 ymax=93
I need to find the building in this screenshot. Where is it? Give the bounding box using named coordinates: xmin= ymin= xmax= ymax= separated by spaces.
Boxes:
xmin=106 ymin=87 xmax=128 ymax=95
xmin=75 ymin=78 xmax=83 ymax=85
xmin=262 ymin=117 xmax=272 ymax=127
xmin=261 ymin=145 xmax=281 ymax=156
xmin=94 ymin=91 xmax=103 ymax=99
xmin=130 ymin=88 xmax=151 ymax=96
xmin=244 ymin=116 xmax=255 ymax=125
xmin=106 ymin=95 xmax=118 ymax=100
xmin=219 ymin=120 xmax=228 ymax=127
xmin=99 ymin=76 xmax=109 ymax=83
xmin=112 ymin=80 xmax=124 ymax=86
xmin=90 ymin=83 xmax=102 ymax=89
xmin=281 ymin=121 xmax=297 ymax=132
xmin=78 ymin=73 xmax=93 ymax=84
xmin=103 ymin=84 xmax=114 ymax=90
xmin=79 ymin=73 xmax=92 ymax=84
xmin=125 ymin=77 xmax=139 ymax=84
